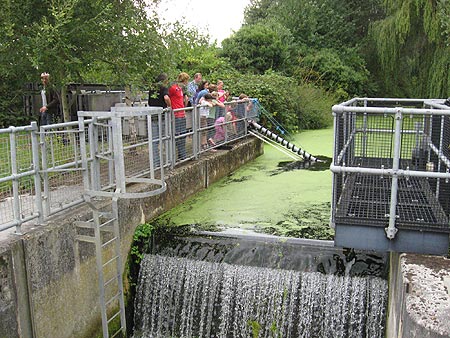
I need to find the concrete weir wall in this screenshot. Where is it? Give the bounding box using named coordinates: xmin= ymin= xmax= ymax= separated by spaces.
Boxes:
xmin=0 ymin=137 xmax=264 ymax=338
xmin=387 ymin=252 xmax=450 ymax=338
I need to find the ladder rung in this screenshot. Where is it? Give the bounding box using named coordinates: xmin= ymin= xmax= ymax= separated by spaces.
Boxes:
xmin=101 ymin=237 xmax=118 ymax=249
xmin=105 ymin=292 xmax=121 ymax=307
xmin=74 ymin=220 xmax=94 ymax=229
xmin=110 ymin=328 xmax=124 ymax=338
xmin=99 ymin=218 xmax=115 ymax=229
xmin=104 ymin=274 xmax=120 ymax=287
xmin=102 ymin=255 xmax=119 ymax=268
xmin=75 ymin=235 xmax=96 ymax=243
xmin=107 ymin=310 xmax=121 ymax=324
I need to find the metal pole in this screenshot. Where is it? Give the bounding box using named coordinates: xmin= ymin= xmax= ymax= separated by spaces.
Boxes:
xmin=163 ymin=109 xmax=170 ymax=168
xmin=40 ymin=125 xmax=51 ymax=218
xmin=90 ymin=117 xmax=101 ymax=191
xmin=111 ymin=115 xmax=126 ymax=193
xmin=385 ymin=109 xmax=403 ymax=239
xmin=9 ymin=128 xmax=21 ymax=233
xmin=362 ymin=100 xmax=368 ymax=157
xmin=192 ymin=106 xmax=199 ymax=159
xmin=158 ymin=111 xmax=164 ymax=180
xmin=148 ymin=114 xmax=154 ymax=179
xmin=108 ymin=120 xmax=114 ymax=187
xmin=170 ymin=109 xmax=176 ymax=169
xmin=31 ymin=122 xmax=44 ymax=224
xmin=435 ymin=115 xmax=445 ymax=197
xmin=79 ymin=117 xmax=91 ymax=193
xmin=330 ymin=112 xmax=339 ymax=229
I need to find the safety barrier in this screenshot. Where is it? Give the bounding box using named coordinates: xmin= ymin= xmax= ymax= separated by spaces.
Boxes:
xmin=0 ymin=99 xmax=255 ymax=233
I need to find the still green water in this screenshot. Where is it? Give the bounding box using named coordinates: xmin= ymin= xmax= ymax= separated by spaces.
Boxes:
xmin=159 ymin=128 xmax=335 ymax=239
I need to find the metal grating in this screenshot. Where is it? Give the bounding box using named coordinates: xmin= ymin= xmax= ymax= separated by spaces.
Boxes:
xmin=335 ymin=172 xmax=449 ymax=230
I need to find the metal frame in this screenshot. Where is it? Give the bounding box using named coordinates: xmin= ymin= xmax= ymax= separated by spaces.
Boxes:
xmin=331 ymin=97 xmax=450 ymax=240
xmin=0 ymin=99 xmax=255 ymax=233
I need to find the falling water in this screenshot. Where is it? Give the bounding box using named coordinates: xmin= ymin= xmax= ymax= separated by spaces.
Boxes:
xmin=133 ymin=254 xmax=388 ymax=338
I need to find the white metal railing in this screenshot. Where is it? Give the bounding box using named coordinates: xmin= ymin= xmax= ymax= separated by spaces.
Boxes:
xmin=331 ymin=97 xmax=450 ymax=239
xmin=0 ymin=99 xmax=255 ymax=233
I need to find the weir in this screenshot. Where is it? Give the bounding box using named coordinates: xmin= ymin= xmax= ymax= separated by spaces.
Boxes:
xmin=134 ymin=254 xmax=387 ymax=338
xmin=130 ymin=230 xmax=389 ymax=337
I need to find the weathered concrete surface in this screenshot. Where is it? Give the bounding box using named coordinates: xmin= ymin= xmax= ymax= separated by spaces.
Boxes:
xmin=387 ymin=252 xmax=450 ymax=338
xmin=0 ymin=137 xmax=263 ymax=338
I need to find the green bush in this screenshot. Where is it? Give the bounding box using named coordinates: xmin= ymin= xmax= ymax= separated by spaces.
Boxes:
xmin=217 ymin=71 xmax=336 ymax=132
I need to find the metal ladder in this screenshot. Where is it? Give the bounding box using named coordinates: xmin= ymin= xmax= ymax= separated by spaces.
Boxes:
xmin=75 ymin=194 xmax=126 ymax=338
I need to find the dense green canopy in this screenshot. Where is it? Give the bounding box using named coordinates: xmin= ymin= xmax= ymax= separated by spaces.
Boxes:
xmin=1 ymin=0 xmax=449 ymax=130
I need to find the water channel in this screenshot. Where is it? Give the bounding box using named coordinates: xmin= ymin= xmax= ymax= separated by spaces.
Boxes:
xmin=131 ymin=128 xmax=389 ymax=337
xmin=158 ymin=128 xmax=335 ymax=238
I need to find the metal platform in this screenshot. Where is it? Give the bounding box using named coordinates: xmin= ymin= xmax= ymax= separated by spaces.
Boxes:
xmin=334 ymin=173 xmax=450 ymax=254
xmin=331 ymin=98 xmax=450 ymax=255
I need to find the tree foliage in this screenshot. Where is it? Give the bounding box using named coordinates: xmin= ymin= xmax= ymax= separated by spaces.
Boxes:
xmin=370 ymin=0 xmax=450 ymax=97
xmin=221 ymin=23 xmax=289 ymax=74
xmin=239 ymin=0 xmax=382 ymax=98
xmin=2 ymin=0 xmax=447 ymax=131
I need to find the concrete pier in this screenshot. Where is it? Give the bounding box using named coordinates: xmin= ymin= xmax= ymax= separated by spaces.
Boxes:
xmin=387 ymin=252 xmax=450 ymax=338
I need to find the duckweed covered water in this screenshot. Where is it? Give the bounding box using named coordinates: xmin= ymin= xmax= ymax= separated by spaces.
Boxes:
xmin=159 ymin=128 xmax=334 ymax=239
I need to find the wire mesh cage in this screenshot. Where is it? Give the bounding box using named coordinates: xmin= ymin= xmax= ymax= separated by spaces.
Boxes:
xmin=78 ymin=107 xmax=168 ymax=199
xmin=331 ymin=98 xmax=450 ymax=237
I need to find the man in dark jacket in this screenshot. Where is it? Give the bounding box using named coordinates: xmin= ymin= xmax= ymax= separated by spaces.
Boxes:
xmin=39 ymin=72 xmax=60 ymax=125
xmin=148 ymin=73 xmax=171 ymax=167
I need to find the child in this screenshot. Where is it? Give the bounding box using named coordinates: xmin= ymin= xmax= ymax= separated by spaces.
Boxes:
xmin=199 ymin=93 xmax=224 ymax=151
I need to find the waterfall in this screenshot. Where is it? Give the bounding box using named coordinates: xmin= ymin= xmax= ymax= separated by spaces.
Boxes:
xmin=133 ymin=254 xmax=388 ymax=338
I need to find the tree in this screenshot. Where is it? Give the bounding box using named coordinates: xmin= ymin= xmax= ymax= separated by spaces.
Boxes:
xmin=221 ymin=23 xmax=289 ymax=74
xmin=241 ymin=0 xmax=383 ymax=97
xmin=370 ymin=0 xmax=450 ymax=97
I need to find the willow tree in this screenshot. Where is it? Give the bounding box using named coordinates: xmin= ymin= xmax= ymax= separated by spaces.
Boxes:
xmin=370 ymin=0 xmax=450 ymax=97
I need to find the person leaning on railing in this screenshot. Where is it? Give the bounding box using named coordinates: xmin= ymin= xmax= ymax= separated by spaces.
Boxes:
xmin=148 ymin=73 xmax=171 ymax=167
xmin=169 ymin=72 xmax=190 ymax=160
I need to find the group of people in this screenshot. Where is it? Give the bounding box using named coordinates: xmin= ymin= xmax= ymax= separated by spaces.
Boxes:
xmin=148 ymin=72 xmax=250 ymax=159
xmin=36 ymin=71 xmax=251 ymax=162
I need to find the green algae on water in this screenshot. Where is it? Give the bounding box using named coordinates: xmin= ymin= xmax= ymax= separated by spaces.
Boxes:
xmin=158 ymin=128 xmax=335 ymax=239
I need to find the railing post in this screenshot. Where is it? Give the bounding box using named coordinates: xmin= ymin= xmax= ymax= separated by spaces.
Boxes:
xmin=386 ymin=108 xmax=403 ymax=239
xmin=158 ymin=111 xmax=164 ymax=179
xmin=435 ymin=115 xmax=445 ymax=197
xmin=9 ymin=127 xmax=21 ymax=233
xmin=107 ymin=119 xmax=114 ymax=187
xmin=90 ymin=117 xmax=101 ymax=191
xmin=39 ymin=125 xmax=51 ymax=218
xmin=78 ymin=116 xmax=91 ymax=193
xmin=170 ymin=109 xmax=176 ymax=168
xmin=148 ymin=113 xmax=155 ymax=179
xmin=163 ymin=109 xmax=171 ymax=168
xmin=330 ymin=109 xmax=339 ymax=229
xmin=110 ymin=112 xmax=126 ymax=193
xmin=31 ymin=122 xmax=44 ymax=224
xmin=192 ymin=105 xmax=199 ymax=159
